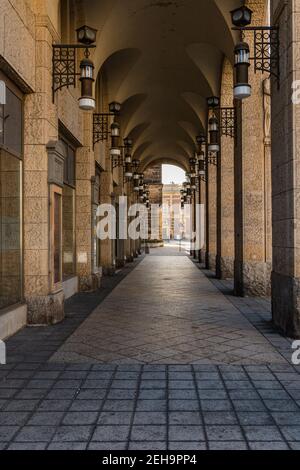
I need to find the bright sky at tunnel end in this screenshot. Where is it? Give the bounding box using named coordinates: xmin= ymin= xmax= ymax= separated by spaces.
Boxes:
xmin=162 ymin=165 xmax=186 ymax=184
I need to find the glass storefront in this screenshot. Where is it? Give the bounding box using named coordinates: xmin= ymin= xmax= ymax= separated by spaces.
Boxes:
xmin=0 ymin=77 xmax=23 ymax=310
xmin=0 ymin=150 xmax=22 ymax=309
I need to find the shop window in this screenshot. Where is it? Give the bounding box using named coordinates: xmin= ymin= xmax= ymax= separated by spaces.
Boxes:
xmin=92 ymin=165 xmax=101 ymax=272
xmin=50 ymin=186 xmax=62 ymax=289
xmin=0 ymin=76 xmax=23 ymax=310
xmin=62 ymin=184 xmax=75 ymax=279
xmin=59 ymin=134 xmax=76 ymax=280
xmin=0 ymin=149 xmax=22 ymax=309
xmin=0 ymin=87 xmax=22 ymax=156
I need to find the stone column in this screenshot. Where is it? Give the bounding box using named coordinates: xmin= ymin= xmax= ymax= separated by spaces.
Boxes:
xmin=23 ymin=9 xmax=64 ymax=324
xmin=234 ymin=0 xmax=271 ymax=297
xmin=199 ymin=178 xmax=206 ymax=263
xmin=206 ymin=149 xmax=217 ymax=271
xmin=76 ymin=112 xmax=96 ymax=291
xmin=216 ymin=59 xmax=235 ymax=279
xmin=271 ymin=0 xmax=300 ymax=337
xmin=100 ymin=153 xmax=115 ymax=274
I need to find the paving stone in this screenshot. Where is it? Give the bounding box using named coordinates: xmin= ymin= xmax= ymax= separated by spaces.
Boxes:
xmin=111 ymin=380 xmax=138 ymax=389
xmin=232 ymin=400 xmax=267 ymax=412
xmin=133 ymin=412 xmax=167 ymax=425
xmin=203 ymin=411 xmax=238 ymax=425
xmin=88 ymin=442 xmax=127 ymax=450
xmin=14 ymin=426 xmax=56 ymax=442
xmin=130 ymin=425 xmax=166 ymax=441
xmin=139 ymin=389 xmax=166 ymax=400
xmin=280 ymin=426 xmax=300 ymax=441
xmin=92 ymin=425 xmax=130 ymax=442
xmin=62 ymin=412 xmax=99 ymax=425
xmin=169 ymin=425 xmax=204 ymax=441
xmin=201 ymin=400 xmax=232 ymax=412
xmin=169 ymin=441 xmax=207 ymax=450
xmin=103 ymin=400 xmax=136 ymax=412
xmin=271 ymin=412 xmax=300 ymax=426
xmin=0 ymin=426 xmax=19 ymax=441
xmin=264 ymin=400 xmax=299 ymax=412
xmin=48 ymin=442 xmax=87 ymax=450
xmin=237 ymin=412 xmax=274 ymax=426
xmin=169 ymin=400 xmax=199 ymax=411
xmin=206 ymin=425 xmax=244 ymax=441
xmin=107 ymin=389 xmax=137 ymax=400
xmin=243 ymin=426 xmax=284 ymax=441
xmin=8 ymin=442 xmax=47 ymax=450
xmin=136 ymin=400 xmax=167 ymax=412
xmin=68 ymin=399 xmax=102 ymax=411
xmin=248 ymin=441 xmax=289 ymax=450
xmin=98 ymin=412 xmax=133 ymax=425
xmin=52 ymin=426 xmax=93 ymax=442
xmin=169 ymin=389 xmax=198 ymax=400
xmin=198 ymin=389 xmax=228 ymax=400
xmin=28 ymin=412 xmax=64 ymax=426
xmin=209 ymin=441 xmax=248 ymax=450
xmin=0 ymin=412 xmax=30 ymax=426
xmin=129 ymin=441 xmax=167 ymax=450
xmin=169 ymin=411 xmax=202 ymax=426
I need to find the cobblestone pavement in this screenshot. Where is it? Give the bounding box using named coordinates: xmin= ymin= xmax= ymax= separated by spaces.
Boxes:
xmin=0 ymin=249 xmax=300 ymax=450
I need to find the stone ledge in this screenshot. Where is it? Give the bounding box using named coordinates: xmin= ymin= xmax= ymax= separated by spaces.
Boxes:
xmin=0 ymin=304 xmax=27 ymax=340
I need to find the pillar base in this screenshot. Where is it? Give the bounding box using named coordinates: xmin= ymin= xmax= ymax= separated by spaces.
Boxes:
xmin=234 ymin=260 xmax=271 ymax=297
xmin=116 ymin=259 xmax=126 ymax=268
xmin=272 ymin=271 xmax=300 ymax=338
xmin=207 ymin=252 xmax=216 ymax=272
xmin=216 ymin=255 xmax=234 ymax=280
xmin=26 ymin=291 xmax=65 ymax=325
xmin=103 ymin=266 xmax=116 ymax=276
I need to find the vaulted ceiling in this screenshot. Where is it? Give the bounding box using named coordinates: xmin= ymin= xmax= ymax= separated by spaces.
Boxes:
xmin=76 ymin=0 xmax=252 ymax=169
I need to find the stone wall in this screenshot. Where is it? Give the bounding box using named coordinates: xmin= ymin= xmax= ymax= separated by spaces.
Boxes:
xmin=271 ymin=0 xmax=300 ymax=337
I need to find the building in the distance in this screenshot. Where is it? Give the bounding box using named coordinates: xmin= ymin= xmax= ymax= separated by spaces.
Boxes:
xmin=162 ymin=183 xmax=184 ymax=240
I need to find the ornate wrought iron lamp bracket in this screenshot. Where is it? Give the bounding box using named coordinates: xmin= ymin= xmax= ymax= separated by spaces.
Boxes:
xmin=93 ymin=113 xmax=115 ymax=145
xmin=52 ymin=44 xmax=96 ymax=102
xmin=233 ymin=26 xmax=280 ymax=85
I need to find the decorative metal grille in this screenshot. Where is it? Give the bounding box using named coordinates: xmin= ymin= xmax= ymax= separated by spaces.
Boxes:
xmin=220 ymin=107 xmax=236 ymax=138
xmin=93 ymin=114 xmax=110 ymax=145
xmin=252 ymin=28 xmax=279 ymax=82
xmin=208 ymin=152 xmax=217 ymax=166
xmin=52 ymin=46 xmax=78 ymax=101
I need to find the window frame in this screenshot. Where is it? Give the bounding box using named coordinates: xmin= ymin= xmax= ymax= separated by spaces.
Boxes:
xmin=0 ymin=71 xmax=23 ymax=160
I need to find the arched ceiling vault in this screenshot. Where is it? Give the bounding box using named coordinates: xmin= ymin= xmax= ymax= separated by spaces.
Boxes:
xmin=76 ymin=0 xmax=247 ymax=168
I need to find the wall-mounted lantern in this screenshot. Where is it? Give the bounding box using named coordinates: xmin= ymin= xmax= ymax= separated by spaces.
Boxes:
xmin=195 ymin=135 xmax=206 ymax=182
xmin=52 ymin=25 xmax=97 ymax=109
xmin=133 ymin=173 xmax=140 ymax=192
xmin=110 ymin=122 xmax=121 ymax=167
xmin=230 ymin=6 xmax=280 ymax=99
xmin=234 ymin=41 xmax=251 ymax=100
xmin=208 ymin=116 xmax=220 ymax=153
xmin=123 ymin=138 xmax=133 ymax=180
xmin=93 ymin=102 xmax=121 ymax=145
xmin=207 ymin=96 xmax=236 ymax=147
